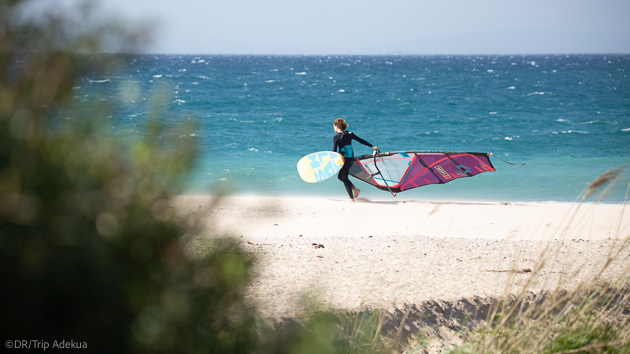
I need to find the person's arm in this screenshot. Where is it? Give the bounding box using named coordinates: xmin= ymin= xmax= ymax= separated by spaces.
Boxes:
xmin=351 ymin=132 xmax=378 ymax=150
xmin=332 ymin=136 xmax=338 ymax=152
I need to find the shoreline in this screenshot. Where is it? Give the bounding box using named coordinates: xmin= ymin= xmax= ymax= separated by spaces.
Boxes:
xmin=173 ymin=194 xmax=630 ymax=319
xmin=183 ymin=188 xmax=630 ymax=205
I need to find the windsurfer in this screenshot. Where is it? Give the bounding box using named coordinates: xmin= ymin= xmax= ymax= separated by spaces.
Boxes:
xmin=332 ymin=118 xmax=378 ymax=201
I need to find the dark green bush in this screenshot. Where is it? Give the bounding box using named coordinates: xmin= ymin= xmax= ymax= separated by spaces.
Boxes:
xmin=0 ymin=1 xmax=256 ymax=352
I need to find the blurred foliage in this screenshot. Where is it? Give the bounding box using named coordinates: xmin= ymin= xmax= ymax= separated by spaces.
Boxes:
xmin=0 ymin=0 xmax=256 ymax=352
xmin=256 ymin=311 xmax=392 ymax=354
xmin=0 ymin=1 xmax=396 ymax=353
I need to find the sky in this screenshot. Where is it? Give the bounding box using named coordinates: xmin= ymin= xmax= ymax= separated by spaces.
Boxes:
xmin=35 ymin=0 xmax=630 ymax=54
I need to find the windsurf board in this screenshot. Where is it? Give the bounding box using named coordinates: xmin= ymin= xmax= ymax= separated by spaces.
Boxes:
xmin=297 ymin=151 xmax=345 ymax=183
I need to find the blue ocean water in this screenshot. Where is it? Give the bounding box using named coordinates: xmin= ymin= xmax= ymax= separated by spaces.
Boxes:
xmin=79 ymin=54 xmax=630 ymax=202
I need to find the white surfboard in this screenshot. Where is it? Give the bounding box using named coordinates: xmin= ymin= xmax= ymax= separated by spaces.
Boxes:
xmin=297 ymin=151 xmax=345 ymax=183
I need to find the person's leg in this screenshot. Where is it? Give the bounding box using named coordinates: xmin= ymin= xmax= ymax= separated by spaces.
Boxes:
xmin=338 ymin=158 xmax=355 ymax=199
xmin=353 ymin=185 xmax=360 ymax=199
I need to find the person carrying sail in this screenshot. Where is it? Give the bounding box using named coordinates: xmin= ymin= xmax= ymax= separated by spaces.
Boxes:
xmin=332 ymin=118 xmax=378 ymax=201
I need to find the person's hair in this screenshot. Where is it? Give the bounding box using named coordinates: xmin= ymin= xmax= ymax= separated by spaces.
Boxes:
xmin=334 ymin=118 xmax=348 ymax=131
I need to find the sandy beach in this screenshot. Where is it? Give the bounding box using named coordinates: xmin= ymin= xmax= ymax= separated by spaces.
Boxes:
xmin=173 ymin=195 xmax=630 ymax=324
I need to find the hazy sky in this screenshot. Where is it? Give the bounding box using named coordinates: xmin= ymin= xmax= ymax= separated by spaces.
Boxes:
xmin=43 ymin=0 xmax=630 ymax=54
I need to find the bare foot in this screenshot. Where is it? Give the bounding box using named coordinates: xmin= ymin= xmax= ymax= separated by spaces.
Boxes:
xmin=353 ymin=187 xmax=361 ymax=199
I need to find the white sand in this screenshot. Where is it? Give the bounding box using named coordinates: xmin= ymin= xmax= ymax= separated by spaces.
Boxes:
xmin=174 ymin=195 xmax=630 ymax=319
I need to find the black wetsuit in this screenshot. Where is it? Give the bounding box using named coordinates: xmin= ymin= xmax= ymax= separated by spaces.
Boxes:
xmin=332 ymin=131 xmax=373 ymax=199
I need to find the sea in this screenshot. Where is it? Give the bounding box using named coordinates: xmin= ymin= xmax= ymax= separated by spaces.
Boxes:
xmin=77 ymin=54 xmax=630 ymax=203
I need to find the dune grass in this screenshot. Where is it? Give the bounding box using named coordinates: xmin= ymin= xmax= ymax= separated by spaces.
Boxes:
xmin=448 ymin=176 xmax=630 ymax=353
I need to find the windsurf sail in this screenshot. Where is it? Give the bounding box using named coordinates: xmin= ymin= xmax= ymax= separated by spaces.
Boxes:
xmin=349 ymin=151 xmax=497 ymax=196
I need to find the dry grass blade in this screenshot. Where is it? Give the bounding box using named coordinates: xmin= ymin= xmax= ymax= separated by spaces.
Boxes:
xmin=583 ymin=165 xmax=629 ymax=201
xmin=458 ymin=168 xmax=630 ymax=353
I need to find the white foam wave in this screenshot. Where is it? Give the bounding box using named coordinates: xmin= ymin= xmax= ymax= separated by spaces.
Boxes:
xmin=89 ymin=79 xmax=110 ymax=83
xmin=295 ymin=72 xmax=307 ymax=75
xmin=552 ymin=130 xmax=588 ymax=135
xmin=152 ymin=74 xmax=163 ymax=78
xmin=527 ymin=92 xmax=545 ymax=96
xmin=622 ymin=128 xmax=630 ymax=132
xmin=507 ymin=86 xmax=516 ymax=90
xmin=248 ymin=148 xmax=259 ymax=152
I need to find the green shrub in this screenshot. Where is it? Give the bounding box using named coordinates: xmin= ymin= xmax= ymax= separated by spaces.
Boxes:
xmin=0 ymin=1 xmax=257 ymax=352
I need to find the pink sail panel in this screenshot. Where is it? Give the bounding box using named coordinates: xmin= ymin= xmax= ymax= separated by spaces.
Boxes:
xmin=349 ymin=151 xmax=496 ymax=194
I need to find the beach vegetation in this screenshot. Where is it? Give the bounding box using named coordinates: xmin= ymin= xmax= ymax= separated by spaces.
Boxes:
xmin=447 ymin=282 xmax=630 ymax=353
xmin=443 ymin=175 xmax=630 ymax=353
xmin=0 ymin=1 xmax=257 ymax=352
